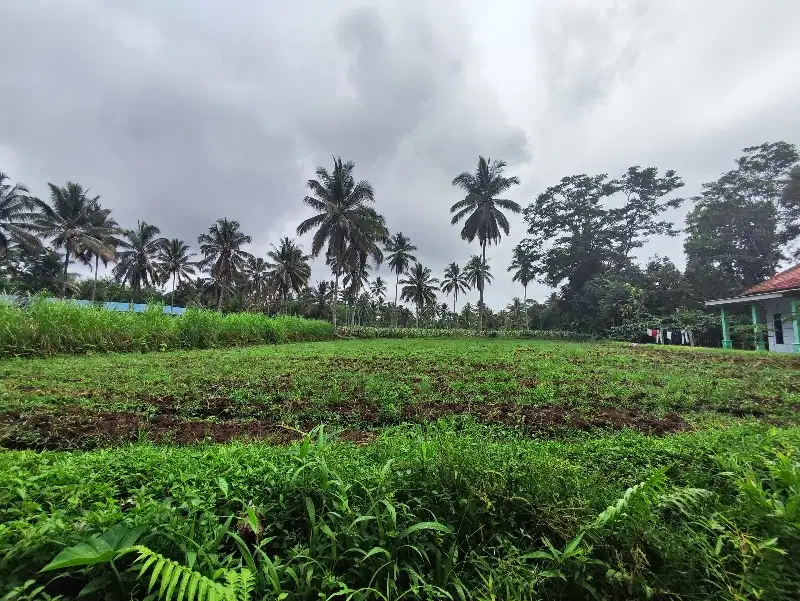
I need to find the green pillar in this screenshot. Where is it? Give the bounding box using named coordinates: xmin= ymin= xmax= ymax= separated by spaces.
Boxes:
xmin=792 ymin=299 xmax=800 ymax=353
xmin=721 ymin=306 xmax=733 ymax=349
xmin=751 ymin=303 xmax=764 ymax=350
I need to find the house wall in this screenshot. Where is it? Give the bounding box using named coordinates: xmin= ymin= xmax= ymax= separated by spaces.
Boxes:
xmin=762 ymin=298 xmax=797 ymax=352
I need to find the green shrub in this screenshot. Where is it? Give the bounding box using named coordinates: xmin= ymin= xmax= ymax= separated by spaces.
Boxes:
xmin=0 ymin=297 xmax=333 ymax=357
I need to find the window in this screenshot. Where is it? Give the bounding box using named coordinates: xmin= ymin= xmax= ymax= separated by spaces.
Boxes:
xmin=774 ymin=314 xmax=784 ymax=345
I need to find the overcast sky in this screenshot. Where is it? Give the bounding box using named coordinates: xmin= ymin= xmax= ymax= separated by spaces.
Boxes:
xmin=2 ymin=0 xmax=799 ymax=308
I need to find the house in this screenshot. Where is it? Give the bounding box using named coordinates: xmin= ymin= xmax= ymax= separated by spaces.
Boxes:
xmin=705 ymin=265 xmax=800 ymax=352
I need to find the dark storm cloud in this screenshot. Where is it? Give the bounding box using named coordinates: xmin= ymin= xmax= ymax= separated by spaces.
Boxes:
xmin=0 ymin=0 xmax=528 ymax=266
xmin=2 ymin=0 xmax=798 ymax=309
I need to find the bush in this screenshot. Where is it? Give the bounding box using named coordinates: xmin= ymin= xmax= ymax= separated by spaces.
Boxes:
xmin=0 ymin=297 xmax=334 ymax=357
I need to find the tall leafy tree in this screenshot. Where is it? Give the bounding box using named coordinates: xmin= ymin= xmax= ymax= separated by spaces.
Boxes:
xmin=400 ymin=263 xmax=439 ymax=326
xmin=266 ymin=237 xmax=311 ymax=306
xmin=450 ymin=156 xmax=520 ymax=329
xmin=783 ymin=165 xmax=800 ymax=259
xmin=384 ymin=232 xmax=417 ymax=325
xmin=463 ymin=254 xmax=493 ymax=308
xmin=37 ymin=182 xmax=110 ymax=296
xmin=83 ymin=204 xmax=122 ymax=301
xmin=609 ymin=166 xmax=684 ymax=264
xmin=369 ymin=276 xmax=387 ymax=302
xmin=507 ymin=241 xmax=538 ymax=327
xmin=524 ymin=174 xmax=619 ymax=296
xmin=296 ymin=157 xmax=387 ymax=329
xmin=0 ymin=172 xmax=48 ymax=260
xmin=157 ymin=238 xmax=197 ymax=308
xmin=440 ymin=262 xmax=470 ymax=322
xmin=198 ymin=218 xmax=253 ymax=309
xmin=113 ymin=221 xmax=165 ymax=294
xmin=684 ymin=142 xmax=799 ymax=296
xmin=643 ymin=256 xmax=692 ymax=314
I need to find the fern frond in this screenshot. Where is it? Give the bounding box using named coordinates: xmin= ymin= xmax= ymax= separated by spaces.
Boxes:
xmin=225 ymin=569 xmax=255 ymax=601
xmin=659 ymin=487 xmax=713 ymax=517
xmin=593 ymin=470 xmax=666 ymax=529
xmin=131 ymin=545 xmax=240 ymax=601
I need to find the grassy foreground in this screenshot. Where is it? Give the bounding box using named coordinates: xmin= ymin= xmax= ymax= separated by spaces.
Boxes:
xmin=1 ymin=339 xmax=799 ymax=600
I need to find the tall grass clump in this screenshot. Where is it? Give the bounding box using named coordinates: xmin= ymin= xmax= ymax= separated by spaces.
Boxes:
xmin=0 ymin=297 xmax=333 ymax=357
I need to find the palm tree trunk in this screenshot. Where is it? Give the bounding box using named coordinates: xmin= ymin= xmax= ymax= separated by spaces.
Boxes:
xmin=524 ymin=284 xmax=528 ymax=330
xmin=92 ymin=255 xmax=99 ymax=302
xmin=171 ymin=272 xmax=176 ymax=310
xmin=393 ymin=273 xmax=399 ymax=327
xmin=416 ymin=304 xmax=419 ymax=327
xmin=453 ymin=292 xmax=457 ymax=329
xmin=479 ymin=242 xmax=486 ymax=331
xmin=62 ymin=246 xmax=71 ymax=297
xmin=332 ymin=269 xmax=339 ymax=330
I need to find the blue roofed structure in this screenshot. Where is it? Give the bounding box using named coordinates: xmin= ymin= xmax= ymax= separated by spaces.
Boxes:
xmin=0 ymin=294 xmax=186 ymax=315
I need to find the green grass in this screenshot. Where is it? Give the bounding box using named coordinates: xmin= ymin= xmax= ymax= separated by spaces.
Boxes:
xmin=1 ymin=339 xmax=798 ymax=449
xmin=0 ymin=299 xmax=333 ymax=357
xmin=1 ymin=339 xmax=799 ymax=600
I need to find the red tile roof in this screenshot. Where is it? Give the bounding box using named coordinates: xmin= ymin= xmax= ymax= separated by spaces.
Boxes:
xmin=742 ymin=264 xmax=800 ymax=295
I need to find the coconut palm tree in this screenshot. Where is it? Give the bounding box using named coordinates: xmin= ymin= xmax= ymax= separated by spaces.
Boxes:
xmin=384 ymin=232 xmax=417 ymax=325
xmin=450 ymin=156 xmax=521 ymax=329
xmin=508 ymin=241 xmax=538 ymax=328
xmin=506 ymin=297 xmax=526 ymax=329
xmin=325 ymin=243 xmax=370 ymax=325
xmin=157 ymin=238 xmax=196 ymax=309
xmin=310 ymin=280 xmax=332 ymax=319
xmin=440 ymin=262 xmax=471 ymax=326
xmin=0 ymin=172 xmax=49 ymax=260
xmin=437 ymin=302 xmax=450 ymax=327
xmin=400 ymin=262 xmax=439 ymax=326
xmin=296 ymin=157 xmax=387 ymax=329
xmin=37 ymin=182 xmax=111 ymax=296
xmin=266 ymin=237 xmax=311 ymax=310
xmin=460 ymin=302 xmax=475 ymax=329
xmin=198 ymin=218 xmax=253 ymax=309
xmin=113 ymin=221 xmax=165 ymax=296
xmin=369 ymin=276 xmax=387 ymax=302
xmin=82 ymin=204 xmax=123 ymax=301
xmin=244 ymin=256 xmax=269 ymax=305
xmin=464 ymin=254 xmax=493 ymax=309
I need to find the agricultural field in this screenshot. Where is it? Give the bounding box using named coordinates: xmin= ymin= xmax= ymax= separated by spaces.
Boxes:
xmin=2 ymin=339 xmax=800 ymax=600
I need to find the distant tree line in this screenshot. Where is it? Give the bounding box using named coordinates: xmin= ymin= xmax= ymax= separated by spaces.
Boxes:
xmin=1 ymin=142 xmax=798 ymax=334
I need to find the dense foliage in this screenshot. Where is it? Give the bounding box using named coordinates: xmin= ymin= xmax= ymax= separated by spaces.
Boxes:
xmin=2 ymin=425 xmax=799 ymax=600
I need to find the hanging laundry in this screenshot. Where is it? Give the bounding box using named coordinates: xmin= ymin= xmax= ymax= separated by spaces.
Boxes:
xmin=666 ymin=331 xmax=672 ymax=341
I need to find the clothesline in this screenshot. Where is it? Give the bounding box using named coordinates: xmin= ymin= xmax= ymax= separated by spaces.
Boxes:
xmin=645 ymin=327 xmax=694 ymax=346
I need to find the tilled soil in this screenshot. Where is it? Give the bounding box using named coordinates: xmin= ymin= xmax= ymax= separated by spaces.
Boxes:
xmin=0 ymin=399 xmax=688 ymax=451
